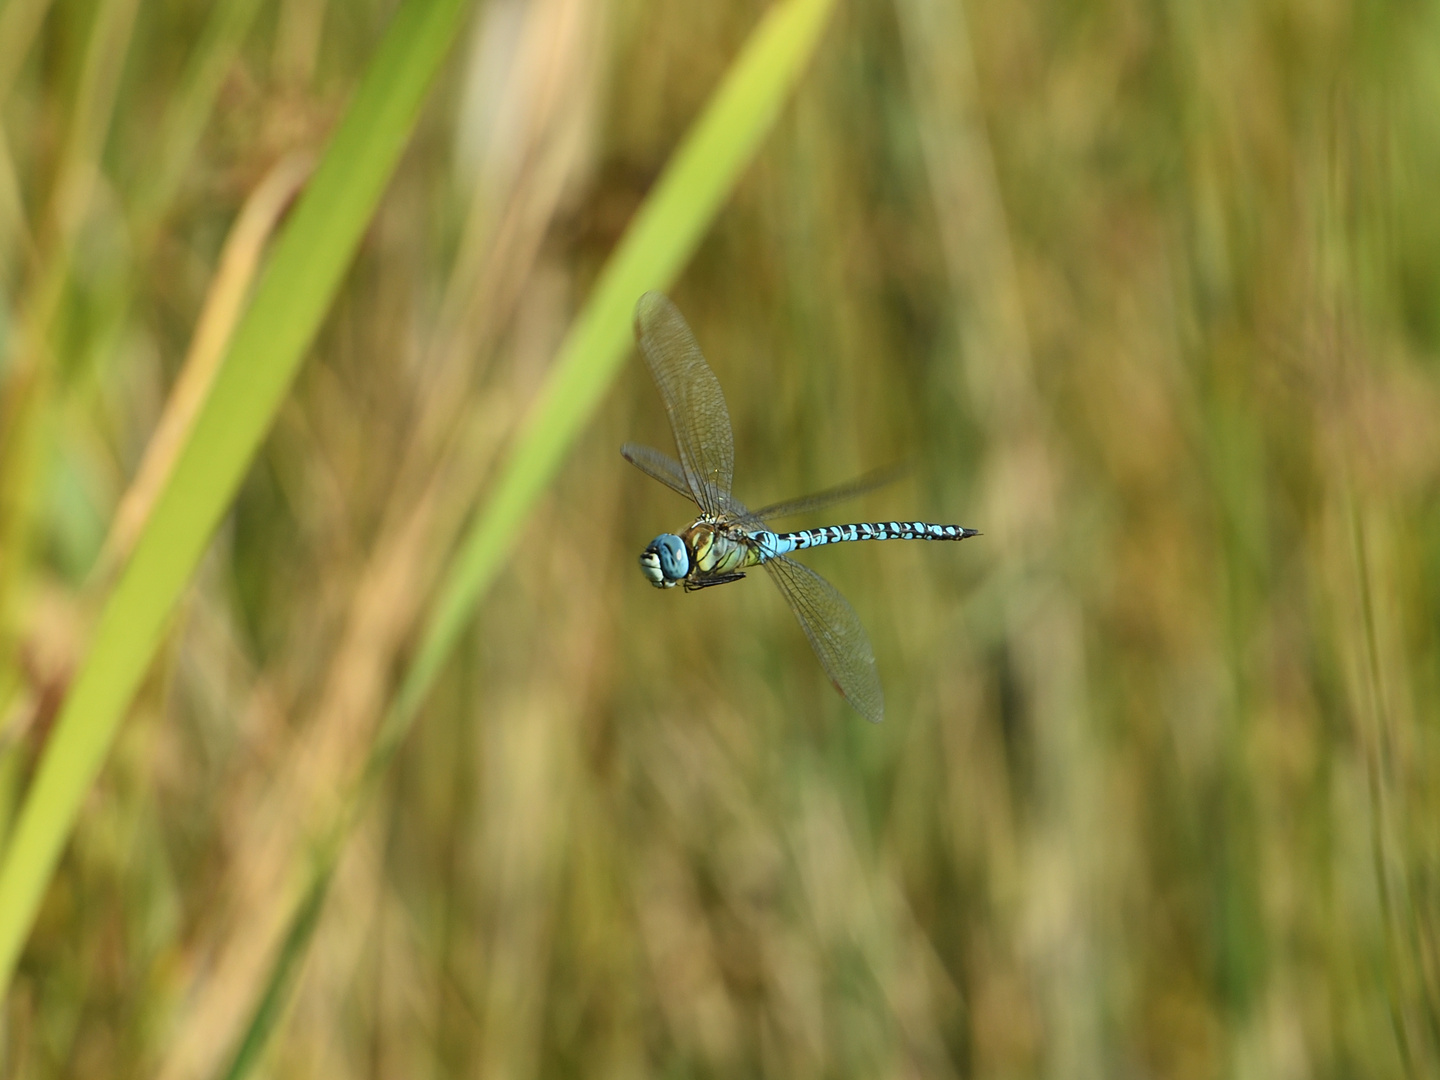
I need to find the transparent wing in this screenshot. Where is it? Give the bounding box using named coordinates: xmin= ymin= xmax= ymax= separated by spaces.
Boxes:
xmin=634 ymin=292 xmax=735 ymax=518
xmin=749 ymin=461 xmax=908 ymax=523
xmin=762 ymin=555 xmax=884 ymax=724
xmin=621 ymin=442 xmax=755 ymax=520
xmin=621 ymin=443 xmax=695 ymax=503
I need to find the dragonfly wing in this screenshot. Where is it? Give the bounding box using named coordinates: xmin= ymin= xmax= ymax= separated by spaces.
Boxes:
xmin=634 ymin=292 xmax=735 ymax=518
xmin=762 ymin=555 xmax=884 ymax=724
xmin=750 ymin=461 xmax=909 ymax=523
xmin=621 ymin=443 xmax=696 ymax=504
xmin=622 ymin=442 xmax=756 ymax=521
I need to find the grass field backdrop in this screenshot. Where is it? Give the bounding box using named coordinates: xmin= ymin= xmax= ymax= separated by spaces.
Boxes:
xmin=0 ymin=0 xmax=1437 ymax=1077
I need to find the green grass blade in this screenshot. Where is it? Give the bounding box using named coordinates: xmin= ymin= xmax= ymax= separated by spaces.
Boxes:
xmin=216 ymin=862 xmax=336 ymax=1080
xmin=400 ymin=0 xmax=838 ymax=721
xmin=219 ymin=1 xmax=836 ymax=1073
xmin=0 ymin=0 xmax=472 ymax=997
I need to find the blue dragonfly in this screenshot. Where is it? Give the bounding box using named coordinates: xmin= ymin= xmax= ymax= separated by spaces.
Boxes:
xmin=624 ymin=292 xmax=978 ymax=723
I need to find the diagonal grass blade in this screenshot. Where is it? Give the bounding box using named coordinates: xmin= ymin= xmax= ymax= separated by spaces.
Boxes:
xmin=0 ymin=0 xmax=473 ymax=996
xmin=219 ymin=0 xmax=837 ymax=1074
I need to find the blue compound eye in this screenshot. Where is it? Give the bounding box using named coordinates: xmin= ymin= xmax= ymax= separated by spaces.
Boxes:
xmin=640 ymin=534 xmax=688 ymax=587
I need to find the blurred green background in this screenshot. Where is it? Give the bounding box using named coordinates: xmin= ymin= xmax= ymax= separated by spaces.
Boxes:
xmin=2 ymin=0 xmax=1439 ymax=1076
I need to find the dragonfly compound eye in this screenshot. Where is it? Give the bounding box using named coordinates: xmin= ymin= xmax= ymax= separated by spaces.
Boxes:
xmin=640 ymin=534 xmax=689 ymax=587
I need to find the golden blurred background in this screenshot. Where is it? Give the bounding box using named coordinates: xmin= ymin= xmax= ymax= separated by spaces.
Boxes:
xmin=2 ymin=0 xmax=1438 ymax=1076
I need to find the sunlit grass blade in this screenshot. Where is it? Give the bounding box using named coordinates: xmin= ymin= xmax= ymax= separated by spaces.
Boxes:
xmin=220 ymin=0 xmax=837 ymax=1073
xmin=403 ymin=0 xmax=838 ymax=719
xmin=0 ymin=0 xmax=472 ymax=997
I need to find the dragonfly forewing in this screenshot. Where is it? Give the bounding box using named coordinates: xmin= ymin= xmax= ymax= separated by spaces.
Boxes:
xmin=634 ymin=292 xmax=736 ymax=517
xmin=620 ymin=443 xmax=694 ymax=503
xmin=622 ymin=440 xmax=903 ymax=532
xmin=622 ymin=442 xmax=756 ymax=522
xmin=762 ymin=555 xmax=884 ymax=724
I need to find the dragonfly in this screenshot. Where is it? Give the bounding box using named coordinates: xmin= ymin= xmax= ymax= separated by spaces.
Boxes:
xmin=624 ymin=291 xmax=978 ymax=724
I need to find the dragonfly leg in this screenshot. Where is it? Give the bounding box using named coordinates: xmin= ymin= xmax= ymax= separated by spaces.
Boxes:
xmin=683 ymin=571 xmax=746 ymax=592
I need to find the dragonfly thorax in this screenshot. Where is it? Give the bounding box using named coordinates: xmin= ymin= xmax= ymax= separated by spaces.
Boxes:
xmin=641 ymin=520 xmax=761 ymax=590
xmin=640 ymin=533 xmax=689 ymax=587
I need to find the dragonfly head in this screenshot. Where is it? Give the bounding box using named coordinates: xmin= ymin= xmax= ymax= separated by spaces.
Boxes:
xmin=640 ymin=533 xmax=689 ymax=588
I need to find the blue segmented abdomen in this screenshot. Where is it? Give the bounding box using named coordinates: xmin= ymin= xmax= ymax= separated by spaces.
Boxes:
xmin=748 ymin=521 xmax=979 ymax=560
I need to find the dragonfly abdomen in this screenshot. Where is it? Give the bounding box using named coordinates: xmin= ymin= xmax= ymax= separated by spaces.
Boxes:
xmin=753 ymin=521 xmax=979 ymax=558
